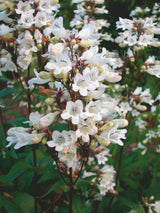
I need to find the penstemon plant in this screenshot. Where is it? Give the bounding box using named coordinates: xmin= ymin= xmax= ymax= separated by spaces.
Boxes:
xmin=0 ymin=1 xmax=160 ymax=213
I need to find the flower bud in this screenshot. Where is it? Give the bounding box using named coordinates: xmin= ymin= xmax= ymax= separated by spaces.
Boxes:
xmin=95 ymin=136 xmax=110 ymax=146
xmin=37 ymin=44 xmax=42 ymax=50
xmin=31 ymin=133 xmax=45 ymax=144
xmin=38 ymin=71 xmax=51 ymax=79
xmin=41 ymin=137 xmax=47 ymax=145
xmin=51 ymin=0 xmax=59 ymax=5
xmin=79 ymin=40 xmax=91 ymax=48
xmin=71 ymin=39 xmax=76 ymax=45
xmin=134 ymin=104 xmax=147 ymax=111
xmin=45 ymin=98 xmax=54 ymax=105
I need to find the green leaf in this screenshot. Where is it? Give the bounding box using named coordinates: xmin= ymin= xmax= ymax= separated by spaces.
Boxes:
xmin=5 ymin=161 xmax=31 ymax=184
xmin=80 ymin=204 xmax=92 ymax=213
xmin=2 ymin=196 xmax=22 ymax=213
xmin=13 ymin=192 xmax=34 ymax=213
xmin=53 ymin=123 xmax=68 ymax=132
xmin=0 ymin=87 xmax=19 ymax=99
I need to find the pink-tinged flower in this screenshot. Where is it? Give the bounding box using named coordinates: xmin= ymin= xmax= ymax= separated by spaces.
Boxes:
xmin=61 ymin=100 xmax=83 ymax=124
xmin=27 ymin=111 xmax=59 ymax=129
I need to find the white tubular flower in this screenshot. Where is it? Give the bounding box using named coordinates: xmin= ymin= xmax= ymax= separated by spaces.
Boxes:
xmin=34 ymin=29 xmax=42 ymax=43
xmin=15 ymin=1 xmax=34 ymax=14
xmin=116 ymin=17 xmax=134 ymax=30
xmin=98 ymin=164 xmax=116 ymax=195
xmin=39 ymin=0 xmax=60 ymax=13
xmin=19 ymin=40 xmax=37 ymax=55
xmin=19 ymin=11 xmax=34 ymax=29
xmin=17 ymin=53 xmax=32 ymax=70
xmin=28 ymin=69 xmax=51 ymax=88
xmin=47 ymin=131 xmax=70 ymax=151
xmin=119 ymin=102 xmax=132 ymax=114
xmin=138 ymin=34 xmax=154 ymax=46
xmin=39 ymin=112 xmax=59 ymax=127
xmin=83 ymin=67 xmax=105 ymax=90
xmin=28 ymin=111 xmax=59 ymax=129
xmin=59 ymin=144 xmax=78 ymax=168
xmin=6 ymin=127 xmax=45 ymax=149
xmin=100 ymin=126 xmax=127 ymax=146
xmin=35 ymin=11 xmax=50 ymax=28
xmin=150 ymin=201 xmax=160 ymax=213
xmin=112 ymin=119 xmax=128 ymax=128
xmin=95 ymin=149 xmax=110 ymax=165
xmin=48 ymin=43 xmax=65 ymax=55
xmin=72 ymin=73 xmax=89 ymax=96
xmin=51 ymin=17 xmax=67 ymax=38
xmin=45 ymin=53 xmax=72 ymax=75
xmin=76 ymin=118 xmax=98 ymax=142
xmin=24 ymin=30 xmax=33 ymax=41
xmin=0 ymin=24 xmax=13 ymax=36
xmin=80 ymin=46 xmax=98 ymax=61
xmin=0 ymin=51 xmax=17 ymax=73
xmin=85 ymin=47 xmax=108 ymax=66
xmin=61 ymin=100 xmax=83 ymax=125
xmin=146 ymin=65 xmax=160 ymax=78
xmin=84 ymin=101 xmax=102 ymax=121
xmin=64 ymin=131 xmax=77 ymax=144
xmin=77 ymin=24 xmax=100 ymax=45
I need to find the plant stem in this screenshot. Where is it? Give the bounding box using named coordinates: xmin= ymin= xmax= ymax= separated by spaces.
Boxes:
xmin=106 ymin=146 xmax=124 ymax=213
xmin=69 ymin=168 xmax=73 ymax=213
xmin=0 ymin=107 xmax=7 ymax=139
xmin=27 ymin=65 xmax=38 ymax=213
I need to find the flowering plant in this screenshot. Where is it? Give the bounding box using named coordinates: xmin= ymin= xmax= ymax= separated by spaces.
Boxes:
xmin=0 ymin=0 xmax=160 ymax=213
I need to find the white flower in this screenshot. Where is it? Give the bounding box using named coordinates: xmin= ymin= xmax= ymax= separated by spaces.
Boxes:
xmin=45 ymin=53 xmax=72 ymax=75
xmin=47 ymin=131 xmax=70 ymax=151
xmin=77 ymin=24 xmax=100 ymax=44
xmin=116 ymin=17 xmax=133 ymax=30
xmin=100 ymin=126 xmax=127 ymax=146
xmin=76 ymin=118 xmax=98 ymax=142
xmin=15 ymin=1 xmax=33 ymax=14
xmin=59 ymin=144 xmax=78 ymax=168
xmin=34 ymin=29 xmax=42 ymax=43
xmin=48 ymin=43 xmax=65 ymax=55
xmin=95 ymin=149 xmax=110 ymax=164
xmin=146 ymin=65 xmax=160 ymax=78
xmin=72 ymin=72 xmax=89 ymax=96
xmin=150 ymin=201 xmax=160 ymax=213
xmin=138 ymin=34 xmax=154 ymax=46
xmin=84 ymin=100 xmax=102 ymax=121
xmin=17 ymin=53 xmax=32 ymax=70
xmin=28 ymin=69 xmax=51 ymax=88
xmin=35 ymin=11 xmax=50 ymax=28
xmin=146 ymin=130 xmax=156 ymax=139
xmin=27 ymin=111 xmax=59 ymax=129
xmin=119 ymin=102 xmax=132 ymax=114
xmin=61 ymin=100 xmax=83 ymax=125
xmin=19 ymin=40 xmax=37 ymax=55
xmin=19 ymin=11 xmax=34 ymax=28
xmin=97 ymin=164 xmax=116 ymax=195
xmin=6 ymin=127 xmax=45 ymax=149
xmin=0 ymin=24 xmax=13 ymax=36
xmin=51 ymin=17 xmax=67 ymax=38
